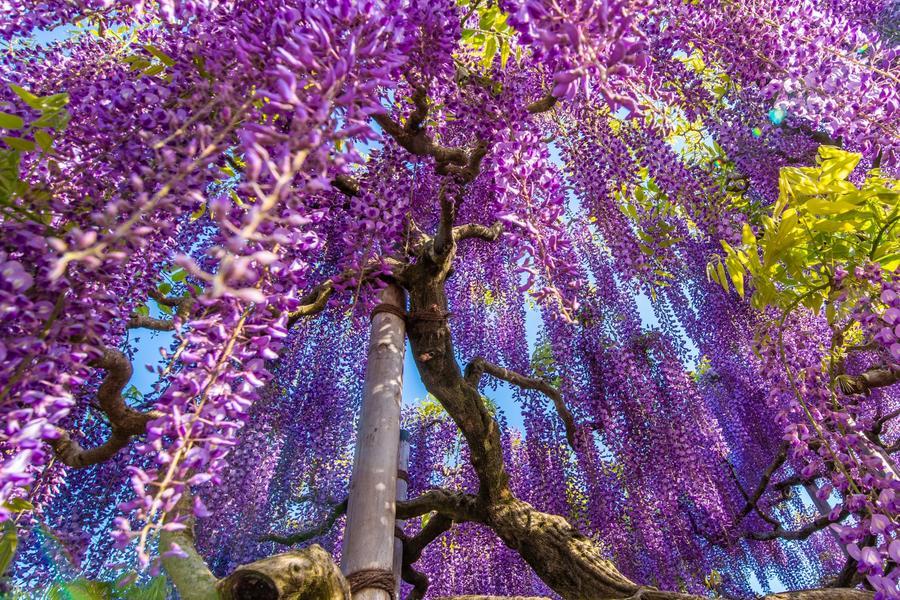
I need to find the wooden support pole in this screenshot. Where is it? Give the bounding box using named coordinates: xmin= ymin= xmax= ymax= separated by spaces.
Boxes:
xmin=342 ymin=284 xmax=406 ymax=600
xmin=394 ymin=429 xmax=411 ymax=594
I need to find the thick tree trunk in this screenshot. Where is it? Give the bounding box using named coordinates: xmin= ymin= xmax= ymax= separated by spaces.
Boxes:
xmin=485 ymin=498 xmax=638 ymax=599
xmin=395 ymin=245 xmax=871 ymax=600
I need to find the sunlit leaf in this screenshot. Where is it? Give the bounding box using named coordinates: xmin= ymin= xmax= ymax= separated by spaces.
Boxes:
xmin=0 ymin=112 xmax=24 ymax=130
xmin=0 ymin=520 xmax=17 ymax=576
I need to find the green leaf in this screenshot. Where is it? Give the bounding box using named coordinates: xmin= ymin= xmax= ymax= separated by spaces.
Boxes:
xmin=479 ymin=8 xmax=497 ymax=29
xmin=0 ymin=112 xmax=24 ymax=130
xmin=9 ymin=83 xmax=42 ymax=110
xmin=144 ymin=44 xmax=175 ymax=67
xmin=34 ymin=130 xmax=52 ymax=152
xmin=3 ymin=136 xmax=35 ymax=152
xmin=32 ymin=109 xmax=71 ymax=131
xmin=169 ymin=267 xmax=187 ymax=282
xmin=190 ymin=203 xmax=206 ymax=221
xmin=725 ymin=257 xmax=745 ymax=298
xmin=715 ymin=261 xmax=729 ymax=292
xmin=158 ymin=282 xmax=172 ymax=295
xmin=817 ymin=145 xmax=862 ymax=184
xmin=144 ymin=64 xmax=167 ymax=77
xmin=3 ymin=497 xmax=33 ymax=513
xmin=0 ymin=520 xmax=18 ymax=576
xmin=40 ymin=93 xmax=69 ymax=111
xmin=741 ymin=223 xmax=756 ymax=247
xmin=482 ymin=35 xmax=498 ymax=67
xmin=804 ymin=197 xmax=862 ymax=215
xmin=500 ymin=39 xmax=511 ymax=69
xmin=129 ymin=59 xmax=152 ymax=71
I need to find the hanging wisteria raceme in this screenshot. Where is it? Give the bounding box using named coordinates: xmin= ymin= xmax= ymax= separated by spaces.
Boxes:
xmin=499 ymin=0 xmax=653 ymax=109
xmin=654 ymin=0 xmax=900 ymax=171
xmin=2 ymin=0 xmax=899 ymax=599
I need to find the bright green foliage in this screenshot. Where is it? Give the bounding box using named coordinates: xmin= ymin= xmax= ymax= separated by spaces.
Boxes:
xmin=0 ymin=520 xmax=17 ymax=578
xmin=0 ymin=84 xmax=70 ymax=229
xmin=710 ymin=146 xmax=899 ymax=325
xmin=458 ymin=0 xmax=518 ymax=72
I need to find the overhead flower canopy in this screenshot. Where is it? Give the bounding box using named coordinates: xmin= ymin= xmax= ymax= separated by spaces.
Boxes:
xmin=0 ymin=0 xmax=897 ymax=598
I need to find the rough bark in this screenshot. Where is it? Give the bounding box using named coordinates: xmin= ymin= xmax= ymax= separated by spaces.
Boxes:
xmin=162 ymin=493 xmax=350 ymax=600
xmin=837 ymin=368 xmax=900 ymax=395
xmin=465 ymin=356 xmax=578 ymax=450
xmin=219 ymin=546 xmax=350 ymax=600
xmin=391 ymin=227 xmax=870 ymax=600
xmin=49 ymin=347 xmax=161 ymax=468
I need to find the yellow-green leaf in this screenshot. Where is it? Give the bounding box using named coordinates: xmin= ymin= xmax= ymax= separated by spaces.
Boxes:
xmin=725 ymin=257 xmax=745 ymax=298
xmin=34 ymin=130 xmax=52 ymax=152
xmin=0 ymin=521 xmax=17 ymax=575
xmin=741 ymin=223 xmax=756 ymax=247
xmin=482 ymin=35 xmax=498 ymax=67
xmin=144 ymin=44 xmax=175 ymax=66
xmin=3 ymin=136 xmax=34 ymax=152
xmin=0 ymin=112 xmax=24 ymax=130
xmin=8 ymin=83 xmax=41 ymax=110
xmin=716 ymin=261 xmax=729 ymax=292
xmin=3 ymin=497 xmax=33 ymax=513
xmin=500 ymin=39 xmax=511 ymax=69
xmin=817 ymin=145 xmax=862 ymax=184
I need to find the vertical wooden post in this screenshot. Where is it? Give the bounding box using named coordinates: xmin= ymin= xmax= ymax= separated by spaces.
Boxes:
xmin=342 ymin=284 xmax=406 ymax=600
xmin=393 ymin=429 xmax=411 ymax=594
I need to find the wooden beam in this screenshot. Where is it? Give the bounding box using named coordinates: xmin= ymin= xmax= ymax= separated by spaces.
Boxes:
xmin=394 ymin=429 xmax=411 ymax=594
xmin=342 ymin=284 xmax=407 ymax=600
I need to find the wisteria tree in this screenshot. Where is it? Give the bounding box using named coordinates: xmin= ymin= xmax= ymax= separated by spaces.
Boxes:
xmin=1 ymin=1 xmax=899 ymax=599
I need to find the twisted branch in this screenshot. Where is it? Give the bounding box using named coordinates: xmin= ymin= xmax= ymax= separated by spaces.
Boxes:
xmin=49 ymin=347 xmax=161 ymax=468
xmin=837 ymin=367 xmax=900 ymax=396
xmin=396 ymin=488 xmax=481 ymax=522
xmin=748 ymin=509 xmax=849 ymax=541
xmin=262 ymin=498 xmax=348 ymax=546
xmin=453 ymin=221 xmax=503 ymax=244
xmin=373 ymin=84 xmax=487 ymax=183
xmin=465 ymin=357 xmax=578 ymax=451
xmin=399 ymin=514 xmax=454 ymax=600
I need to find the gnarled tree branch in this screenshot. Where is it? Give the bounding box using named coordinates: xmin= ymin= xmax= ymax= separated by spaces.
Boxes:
xmin=453 ymin=221 xmax=503 ymax=244
xmin=128 ymin=292 xmax=193 ymax=331
xmin=399 ymin=513 xmax=454 ymax=600
xmin=332 ymin=173 xmax=360 ymax=197
xmin=49 ymin=347 xmax=160 ymax=468
xmin=373 ymin=84 xmax=487 ymax=184
xmin=262 ymin=498 xmax=348 ymax=546
xmin=526 ymin=93 xmax=558 ymax=114
xmin=162 ymin=491 xmax=350 ymax=600
xmin=748 ymin=509 xmax=849 ymax=541
xmin=286 ymin=280 xmax=335 ymax=328
xmin=837 ymin=367 xmax=900 ymax=395
xmin=396 ymin=488 xmax=481 ymax=522
xmin=465 ymin=357 xmax=578 ymax=451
